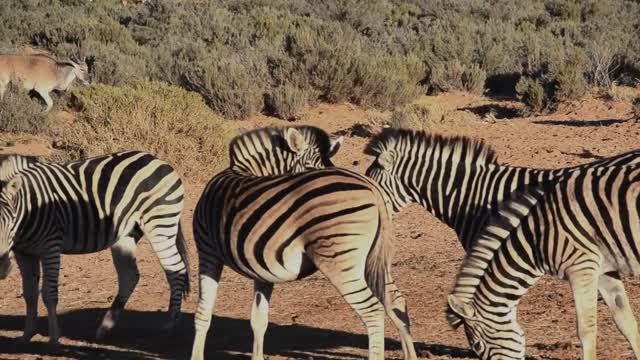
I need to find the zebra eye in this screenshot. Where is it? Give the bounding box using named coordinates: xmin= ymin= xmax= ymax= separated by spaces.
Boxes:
xmin=472 ymin=340 xmax=483 ymax=353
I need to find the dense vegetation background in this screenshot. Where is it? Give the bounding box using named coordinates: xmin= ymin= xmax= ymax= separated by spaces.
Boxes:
xmin=1 ymin=0 xmax=639 ymax=171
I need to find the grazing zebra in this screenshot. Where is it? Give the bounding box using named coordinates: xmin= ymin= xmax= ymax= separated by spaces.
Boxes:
xmin=191 ymin=128 xmax=417 ymax=360
xmin=0 ymin=151 xmax=189 ymax=344
xmin=447 ymin=163 xmax=640 ymax=360
xmin=364 ymin=128 xmax=640 ymax=250
xmin=229 ymin=125 xmax=343 ymax=175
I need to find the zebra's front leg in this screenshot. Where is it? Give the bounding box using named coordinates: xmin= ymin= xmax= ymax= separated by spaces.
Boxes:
xmin=41 ymin=252 xmax=62 ymax=344
xmin=568 ymin=268 xmax=599 ymax=360
xmin=383 ymin=268 xmax=416 ymax=360
xmin=191 ymin=260 xmax=224 ymax=360
xmin=598 ymin=272 xmax=640 ymax=358
xmin=15 ymin=252 xmax=40 ymax=344
xmin=97 ymin=234 xmax=140 ymax=340
xmin=251 ymin=281 xmax=274 ymax=360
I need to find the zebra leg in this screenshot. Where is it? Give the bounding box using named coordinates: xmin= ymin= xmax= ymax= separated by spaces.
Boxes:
xmin=41 ymin=252 xmax=62 ymax=344
xmin=15 ymin=252 xmax=40 ymax=344
xmin=568 ymin=269 xmax=599 ymax=360
xmin=383 ymin=268 xmax=416 ymax=360
xmin=143 ymin=222 xmax=189 ymax=331
xmin=96 ymin=234 xmax=140 ymax=340
xmin=310 ymin=255 xmax=386 ymax=360
xmin=250 ymin=281 xmax=274 ymax=360
xmin=598 ymin=272 xmax=640 ymax=358
xmin=191 ymin=260 xmax=224 ymax=360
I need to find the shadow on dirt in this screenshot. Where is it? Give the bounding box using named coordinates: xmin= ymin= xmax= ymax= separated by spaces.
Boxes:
xmin=532 ymin=118 xmax=628 ymax=127
xmin=458 ymin=104 xmax=521 ymax=120
xmin=0 ymin=309 xmax=474 ymax=359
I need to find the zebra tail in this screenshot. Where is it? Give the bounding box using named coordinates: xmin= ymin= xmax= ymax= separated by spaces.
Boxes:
xmin=176 ymin=221 xmax=191 ymax=298
xmin=364 ymin=203 xmax=394 ymax=304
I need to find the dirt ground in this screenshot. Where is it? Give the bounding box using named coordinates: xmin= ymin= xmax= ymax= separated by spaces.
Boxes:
xmin=1 ymin=91 xmax=639 ymax=359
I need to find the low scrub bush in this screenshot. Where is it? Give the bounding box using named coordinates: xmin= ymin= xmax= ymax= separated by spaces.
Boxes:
xmin=266 ymin=84 xmax=308 ymax=120
xmin=430 ymin=61 xmax=486 ymax=95
xmin=388 ymin=103 xmax=449 ymax=130
xmin=633 ymin=97 xmax=640 ymax=121
xmin=0 ymin=84 xmax=48 ymax=134
xmin=60 ymin=81 xmax=233 ymax=180
xmin=516 ymin=77 xmax=548 ymax=113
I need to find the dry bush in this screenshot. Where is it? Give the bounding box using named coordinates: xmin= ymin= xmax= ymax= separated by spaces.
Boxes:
xmin=388 ymin=103 xmax=451 ymax=130
xmin=430 ymin=60 xmax=486 ymax=95
xmin=266 ymin=84 xmax=308 ymax=120
xmin=548 ymin=56 xmax=588 ymax=104
xmin=633 ymin=97 xmax=640 ymax=121
xmin=602 ymin=83 xmax=637 ymax=102
xmin=0 ymin=83 xmax=49 ymax=134
xmin=516 ymin=77 xmax=547 ymax=113
xmin=59 ymin=81 xmax=233 ymax=180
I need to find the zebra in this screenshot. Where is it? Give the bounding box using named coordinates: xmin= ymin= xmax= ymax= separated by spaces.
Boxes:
xmin=190 ymin=128 xmax=417 ymax=360
xmin=0 ymin=151 xmax=189 ymax=345
xmin=229 ymin=125 xmax=343 ymax=175
xmin=364 ymin=128 xmax=640 ymax=250
xmin=447 ymin=162 xmax=640 ymax=360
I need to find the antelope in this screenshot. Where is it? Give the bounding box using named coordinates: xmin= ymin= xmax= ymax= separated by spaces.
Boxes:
xmin=0 ymin=53 xmax=91 ymax=112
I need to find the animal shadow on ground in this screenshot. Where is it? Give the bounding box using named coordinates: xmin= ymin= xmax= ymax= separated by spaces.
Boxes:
xmin=333 ymin=123 xmax=376 ymax=138
xmin=458 ymin=104 xmax=520 ymax=120
xmin=0 ymin=309 xmax=474 ymax=359
xmin=532 ymin=118 xmax=627 ymax=127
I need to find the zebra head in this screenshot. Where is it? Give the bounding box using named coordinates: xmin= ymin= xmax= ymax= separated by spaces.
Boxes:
xmin=285 ymin=127 xmax=343 ymax=172
xmin=229 ymin=126 xmax=343 ymax=176
xmin=364 ymin=139 xmax=416 ymax=214
xmin=448 ymin=295 xmax=525 ymax=360
xmin=0 ymin=176 xmax=23 ymax=280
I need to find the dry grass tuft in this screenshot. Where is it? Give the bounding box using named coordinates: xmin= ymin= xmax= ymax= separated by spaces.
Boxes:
xmin=57 ymin=81 xmax=234 ymax=180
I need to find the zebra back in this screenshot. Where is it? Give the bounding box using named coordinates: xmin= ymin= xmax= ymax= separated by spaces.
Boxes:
xmin=365 ymin=128 xmax=640 ymax=250
xmin=229 ymin=126 xmax=343 ymax=176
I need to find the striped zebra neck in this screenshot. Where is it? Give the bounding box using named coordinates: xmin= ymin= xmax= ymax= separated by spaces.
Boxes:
xmin=0 ymin=155 xmax=39 ymax=182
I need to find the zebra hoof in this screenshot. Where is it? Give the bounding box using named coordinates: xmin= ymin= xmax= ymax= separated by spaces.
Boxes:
xmin=95 ymin=325 xmax=112 ymax=341
xmin=15 ymin=336 xmax=32 ymax=345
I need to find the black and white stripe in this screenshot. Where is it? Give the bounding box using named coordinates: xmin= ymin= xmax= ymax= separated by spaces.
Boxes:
xmin=365 ymin=128 xmax=640 ymax=250
xmin=191 ymin=129 xmax=416 ymax=360
xmin=447 ymin=163 xmax=640 ymax=359
xmin=0 ymin=151 xmax=189 ymax=344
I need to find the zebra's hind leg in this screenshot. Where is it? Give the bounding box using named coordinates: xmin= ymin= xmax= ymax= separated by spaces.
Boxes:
xmin=15 ymin=252 xmax=40 ymax=344
xmin=598 ymin=272 xmax=640 ymax=358
xmin=568 ymin=268 xmax=599 ymax=360
xmin=383 ymin=268 xmax=416 ymax=360
xmin=251 ymin=281 xmax=274 ymax=360
xmin=144 ymin=221 xmax=189 ymax=331
xmin=310 ymin=254 xmax=386 ymax=360
xmin=40 ymin=251 xmax=62 ymax=344
xmin=97 ymin=232 xmax=141 ymax=340
xmin=191 ymin=260 xmax=224 ymax=360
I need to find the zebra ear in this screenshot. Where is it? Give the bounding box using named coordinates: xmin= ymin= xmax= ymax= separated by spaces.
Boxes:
xmin=328 ymin=136 xmax=343 ymax=158
xmin=447 ymin=294 xmax=475 ymax=320
xmin=285 ymin=128 xmax=309 ymax=154
xmin=4 ymin=176 xmax=23 ymax=199
xmin=377 ymin=151 xmax=394 ymax=171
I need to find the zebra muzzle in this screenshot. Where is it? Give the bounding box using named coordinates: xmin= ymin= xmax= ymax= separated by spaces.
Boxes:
xmin=0 ymin=253 xmax=12 ymax=280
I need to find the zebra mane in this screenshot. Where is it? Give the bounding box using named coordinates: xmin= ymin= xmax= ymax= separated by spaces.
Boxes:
xmin=229 ymin=126 xmax=333 ymax=170
xmin=0 ymin=155 xmax=40 ymax=182
xmin=365 ymin=128 xmax=498 ymax=166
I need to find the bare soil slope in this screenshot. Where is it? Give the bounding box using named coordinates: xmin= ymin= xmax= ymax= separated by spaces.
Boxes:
xmin=1 ymin=92 xmax=639 ymax=359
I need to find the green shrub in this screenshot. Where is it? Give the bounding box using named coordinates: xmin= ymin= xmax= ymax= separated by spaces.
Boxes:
xmin=0 ymin=83 xmax=49 ymax=134
xmin=548 ymin=55 xmax=588 ymax=103
xmin=60 ymin=81 xmax=233 ymax=180
xmin=266 ymin=84 xmax=308 ymax=120
xmin=516 ymin=77 xmax=548 ymax=113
